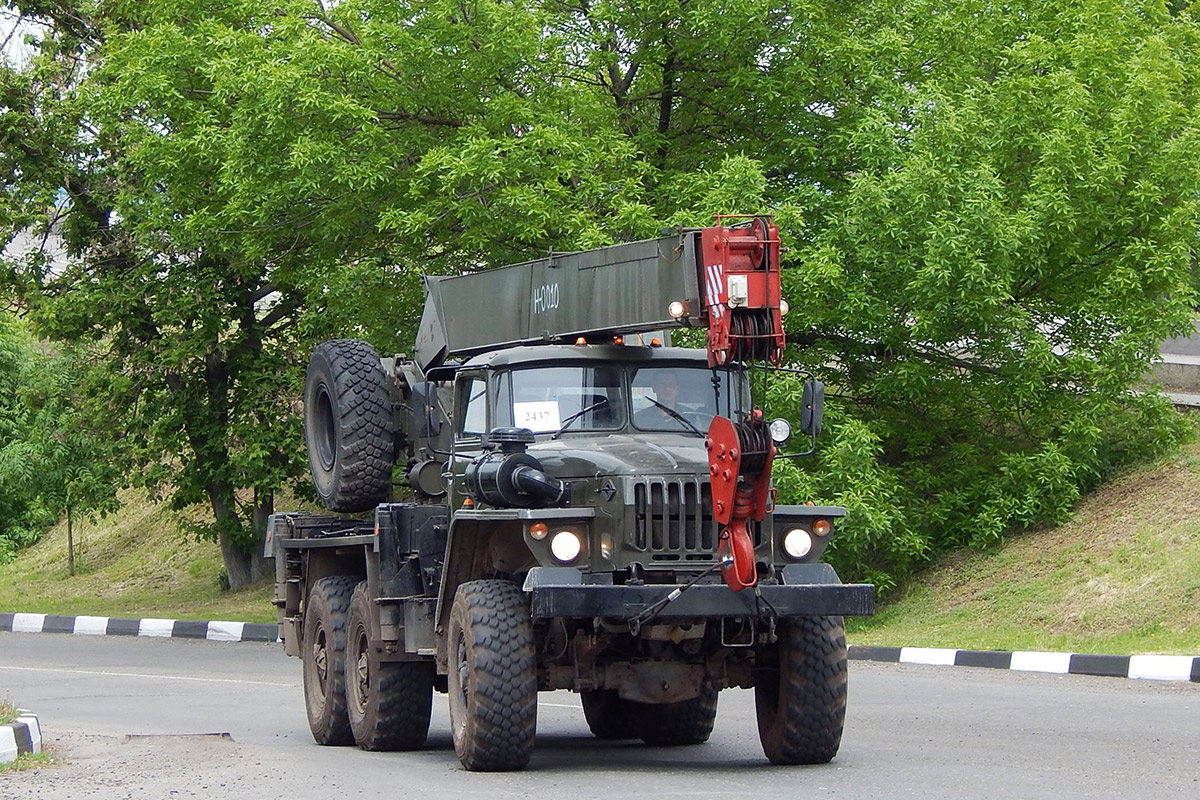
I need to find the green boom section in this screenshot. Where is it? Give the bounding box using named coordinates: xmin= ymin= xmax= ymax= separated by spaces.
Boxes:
xmin=415 ymin=232 xmax=705 ymax=371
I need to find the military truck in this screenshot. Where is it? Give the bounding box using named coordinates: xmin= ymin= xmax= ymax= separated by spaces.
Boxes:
xmin=267 ymin=216 xmax=874 ymax=771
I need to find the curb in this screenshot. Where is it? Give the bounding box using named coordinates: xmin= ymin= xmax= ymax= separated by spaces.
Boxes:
xmin=850 ymin=645 xmax=1200 ymax=683
xmin=0 ymin=711 xmax=42 ymax=766
xmin=0 ymin=612 xmax=277 ymax=643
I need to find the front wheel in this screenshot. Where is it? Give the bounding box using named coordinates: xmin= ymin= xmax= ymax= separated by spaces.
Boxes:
xmin=447 ymin=580 xmax=537 ymax=771
xmin=754 ymin=615 xmax=847 ymax=765
xmin=346 ymin=582 xmax=434 ymax=751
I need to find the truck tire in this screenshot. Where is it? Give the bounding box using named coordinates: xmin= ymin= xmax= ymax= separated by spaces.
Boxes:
xmin=754 ymin=615 xmax=847 ymax=765
xmin=346 ymin=582 xmax=434 ymax=751
xmin=304 ymin=339 xmax=394 ymax=513
xmin=580 ymin=690 xmax=639 ymax=740
xmin=635 ymin=687 xmax=718 ymax=746
xmin=302 ymin=575 xmax=358 ymax=746
xmin=447 ymin=580 xmax=537 ymax=771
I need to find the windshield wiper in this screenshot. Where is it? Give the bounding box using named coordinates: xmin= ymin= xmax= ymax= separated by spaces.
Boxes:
xmin=551 ymin=398 xmax=609 ymax=439
xmin=647 ymin=397 xmax=703 ymax=436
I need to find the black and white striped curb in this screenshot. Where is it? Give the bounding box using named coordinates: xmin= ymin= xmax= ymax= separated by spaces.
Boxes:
xmin=1 ymin=711 xmax=41 ymax=765
xmin=850 ymin=645 xmax=1200 ymax=683
xmin=0 ymin=613 xmax=276 ymax=643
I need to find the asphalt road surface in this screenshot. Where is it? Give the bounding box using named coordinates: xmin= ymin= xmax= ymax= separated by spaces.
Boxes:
xmin=1 ymin=633 xmax=1197 ymax=799
xmin=1161 ymin=321 xmax=1200 ymax=357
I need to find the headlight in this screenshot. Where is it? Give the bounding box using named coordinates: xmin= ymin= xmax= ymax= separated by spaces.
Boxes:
xmin=550 ymin=530 xmax=583 ymax=563
xmin=782 ymin=527 xmax=812 ymax=559
xmin=768 ymin=417 xmax=792 ymax=445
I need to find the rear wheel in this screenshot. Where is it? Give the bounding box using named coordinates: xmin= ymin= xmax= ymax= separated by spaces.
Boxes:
xmin=302 ymin=576 xmax=357 ymax=746
xmin=581 ymin=690 xmax=639 ymax=740
xmin=754 ymin=615 xmax=847 ymax=765
xmin=447 ymin=580 xmax=537 ymax=771
xmin=346 ymin=582 xmax=435 ymax=751
xmin=636 ymin=688 xmax=718 ymax=746
xmin=304 ymin=339 xmax=394 ymax=512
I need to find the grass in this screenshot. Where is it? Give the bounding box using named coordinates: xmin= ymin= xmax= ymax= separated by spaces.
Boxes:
xmin=848 ymin=438 xmax=1200 ymax=655
xmin=0 ymin=750 xmax=58 ymax=774
xmin=0 ymin=489 xmax=274 ymax=623
xmin=0 ymin=701 xmax=15 ymax=726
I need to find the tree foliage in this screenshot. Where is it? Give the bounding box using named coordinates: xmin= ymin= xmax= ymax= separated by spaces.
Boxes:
xmin=0 ymin=313 xmax=117 ymax=562
xmin=2 ymin=0 xmax=1198 ymax=589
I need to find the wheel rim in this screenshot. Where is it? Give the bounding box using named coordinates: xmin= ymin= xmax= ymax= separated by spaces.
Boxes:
xmin=450 ymin=628 xmax=469 ymax=742
xmin=310 ymin=626 xmax=329 ymax=704
xmin=351 ymin=623 xmax=370 ymax=716
xmin=314 ymin=384 xmax=337 ymax=471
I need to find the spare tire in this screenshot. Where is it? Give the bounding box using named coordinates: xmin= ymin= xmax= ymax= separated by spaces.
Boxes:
xmin=304 ymin=339 xmax=394 ymax=512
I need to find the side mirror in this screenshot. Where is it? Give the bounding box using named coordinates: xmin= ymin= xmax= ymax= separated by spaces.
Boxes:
xmin=410 ymin=381 xmax=442 ymax=437
xmin=800 ymin=379 xmax=824 ymax=437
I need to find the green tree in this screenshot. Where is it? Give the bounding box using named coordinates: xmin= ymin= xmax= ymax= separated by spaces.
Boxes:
xmin=0 ymin=314 xmax=117 ymax=563
xmin=3 ymin=0 xmax=1199 ymax=591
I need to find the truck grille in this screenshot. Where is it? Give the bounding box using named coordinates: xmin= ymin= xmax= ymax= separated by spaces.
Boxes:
xmin=630 ymin=478 xmax=765 ymax=562
xmin=631 ymin=479 xmax=717 ymax=561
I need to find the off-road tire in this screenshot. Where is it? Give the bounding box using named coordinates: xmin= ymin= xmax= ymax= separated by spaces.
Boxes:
xmin=580 ymin=690 xmax=640 ymax=740
xmin=754 ymin=615 xmax=847 ymax=765
xmin=635 ymin=687 xmax=719 ymax=746
xmin=346 ymin=581 xmax=435 ymax=751
xmin=304 ymin=339 xmax=394 ymax=512
xmin=302 ymin=576 xmax=358 ymax=746
xmin=447 ymin=580 xmax=537 ymax=771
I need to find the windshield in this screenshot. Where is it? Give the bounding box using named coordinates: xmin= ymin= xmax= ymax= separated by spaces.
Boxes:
xmin=496 ymin=365 xmax=627 ymax=434
xmin=494 ymin=363 xmax=749 ymax=435
xmin=631 ymin=365 xmax=749 ymax=432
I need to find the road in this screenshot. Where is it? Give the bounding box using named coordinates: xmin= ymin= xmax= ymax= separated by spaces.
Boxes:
xmin=1 ymin=633 xmax=1197 ymax=799
xmin=1161 ymin=320 xmax=1200 ymax=357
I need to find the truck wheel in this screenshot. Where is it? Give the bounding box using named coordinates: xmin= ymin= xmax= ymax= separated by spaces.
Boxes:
xmin=346 ymin=582 xmax=434 ymax=751
xmin=302 ymin=576 xmax=358 ymax=746
xmin=755 ymin=615 xmax=847 ymax=765
xmin=447 ymin=580 xmax=537 ymax=771
xmin=636 ymin=687 xmax=719 ymax=746
xmin=580 ymin=690 xmax=640 ymax=740
xmin=304 ymin=339 xmax=394 ymax=513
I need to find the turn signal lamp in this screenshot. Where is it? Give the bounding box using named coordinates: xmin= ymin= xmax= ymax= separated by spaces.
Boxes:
xmin=614 ymin=336 xmax=624 ymax=345
xmin=529 ymin=522 xmax=549 ymax=540
xmin=813 ymin=518 xmax=832 ymax=537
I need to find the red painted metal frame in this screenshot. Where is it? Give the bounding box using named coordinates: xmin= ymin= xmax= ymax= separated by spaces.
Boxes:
xmin=697 ymin=215 xmax=786 ymax=368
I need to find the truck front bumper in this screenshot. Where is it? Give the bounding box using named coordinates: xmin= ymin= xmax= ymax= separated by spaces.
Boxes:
xmin=523 ymin=564 xmax=874 ymax=620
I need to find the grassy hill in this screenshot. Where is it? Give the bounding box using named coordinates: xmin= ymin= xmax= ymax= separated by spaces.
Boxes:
xmin=2 ymin=440 xmax=1199 ymax=654
xmin=849 ymin=438 xmax=1200 ymax=655
xmin=0 ymin=491 xmax=273 ymax=622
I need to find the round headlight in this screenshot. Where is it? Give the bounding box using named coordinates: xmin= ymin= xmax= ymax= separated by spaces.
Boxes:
xmin=782 ymin=528 xmax=812 ymax=559
xmin=768 ymin=417 xmax=792 ymax=445
xmin=550 ymin=530 xmax=582 ymax=563
xmin=668 ymin=300 xmax=686 ymax=318
xmin=780 ymin=299 xmax=790 ymax=317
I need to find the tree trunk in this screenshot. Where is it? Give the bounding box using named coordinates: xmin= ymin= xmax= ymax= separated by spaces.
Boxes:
xmin=67 ymin=506 xmax=75 ymax=577
xmin=210 ymin=485 xmax=273 ymax=590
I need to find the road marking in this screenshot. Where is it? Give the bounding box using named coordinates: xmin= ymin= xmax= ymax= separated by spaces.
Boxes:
xmin=0 ymin=664 xmax=293 ymax=688
xmin=538 ymin=702 xmax=582 ymax=710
